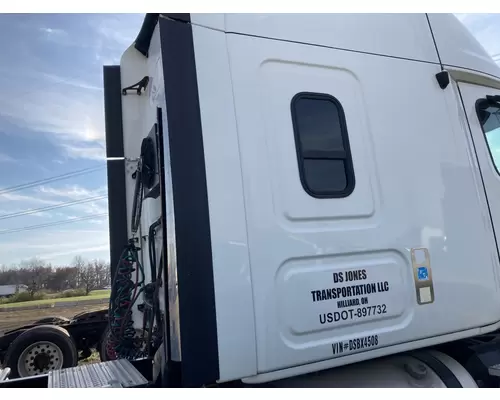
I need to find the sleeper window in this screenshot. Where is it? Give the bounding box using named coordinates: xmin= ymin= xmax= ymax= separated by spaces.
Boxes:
xmin=291 ymin=92 xmax=355 ymax=198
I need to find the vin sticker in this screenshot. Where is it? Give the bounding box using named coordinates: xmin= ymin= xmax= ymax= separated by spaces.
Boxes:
xmin=331 ymin=335 xmax=379 ymax=356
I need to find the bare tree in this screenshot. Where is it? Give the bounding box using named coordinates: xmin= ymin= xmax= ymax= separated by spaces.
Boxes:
xmin=91 ymin=259 xmax=110 ymax=289
xmin=103 ymin=261 xmax=111 ymax=286
xmin=72 ymin=255 xmax=86 ymax=288
xmin=21 ymin=258 xmax=49 ymax=298
xmin=0 ymin=256 xmax=111 ymax=295
xmin=72 ymin=255 xmax=85 ymax=269
xmin=48 ymin=267 xmax=79 ymax=292
xmin=77 ymin=262 xmax=98 ymax=295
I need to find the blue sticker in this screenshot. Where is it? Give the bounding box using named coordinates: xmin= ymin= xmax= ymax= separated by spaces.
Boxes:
xmin=417 ymin=267 xmax=429 ymax=281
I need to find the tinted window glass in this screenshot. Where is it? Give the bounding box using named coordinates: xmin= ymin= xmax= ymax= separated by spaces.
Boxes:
xmin=291 ymin=93 xmax=355 ymax=198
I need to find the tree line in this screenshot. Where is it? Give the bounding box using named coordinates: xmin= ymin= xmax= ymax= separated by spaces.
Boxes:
xmin=0 ymin=255 xmax=111 ymax=296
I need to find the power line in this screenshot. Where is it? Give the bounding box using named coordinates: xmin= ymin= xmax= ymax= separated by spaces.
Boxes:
xmin=0 ymin=213 xmax=108 ymax=236
xmin=0 ymin=195 xmax=108 ymax=221
xmin=0 ymin=165 xmax=106 ymax=196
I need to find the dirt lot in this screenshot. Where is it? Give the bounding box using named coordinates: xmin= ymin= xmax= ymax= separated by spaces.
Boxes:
xmin=0 ymin=304 xmax=107 ymax=333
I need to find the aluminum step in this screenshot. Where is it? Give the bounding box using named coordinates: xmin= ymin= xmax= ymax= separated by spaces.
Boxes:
xmin=0 ymin=367 xmax=10 ymax=382
xmin=488 ymin=363 xmax=500 ymax=377
xmin=48 ymin=359 xmax=148 ymax=388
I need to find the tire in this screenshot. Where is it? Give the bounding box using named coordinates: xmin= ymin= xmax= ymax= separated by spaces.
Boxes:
xmin=98 ymin=325 xmax=117 ymax=362
xmin=4 ymin=325 xmax=78 ymax=378
xmin=34 ymin=316 xmax=70 ymax=325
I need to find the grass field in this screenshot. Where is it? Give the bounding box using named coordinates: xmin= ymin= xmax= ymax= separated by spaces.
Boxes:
xmin=0 ymin=289 xmax=110 ymax=309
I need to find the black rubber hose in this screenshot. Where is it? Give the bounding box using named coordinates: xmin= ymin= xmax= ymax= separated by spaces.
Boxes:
xmin=148 ymin=218 xmax=161 ymax=281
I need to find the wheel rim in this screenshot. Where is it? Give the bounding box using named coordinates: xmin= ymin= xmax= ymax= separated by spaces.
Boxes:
xmin=17 ymin=341 xmax=64 ymax=377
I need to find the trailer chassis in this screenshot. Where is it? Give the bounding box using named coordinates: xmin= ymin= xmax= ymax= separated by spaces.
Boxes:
xmin=0 ymin=308 xmax=109 ymax=378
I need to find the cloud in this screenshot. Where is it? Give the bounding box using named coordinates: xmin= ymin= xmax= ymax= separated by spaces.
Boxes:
xmin=456 ymin=13 xmax=500 ymax=63
xmin=41 ymin=72 xmax=103 ymax=92
xmin=39 ymin=27 xmax=67 ymax=38
xmin=0 ymin=14 xmax=143 ymax=161
xmin=0 ymin=192 xmax=60 ymax=206
xmin=36 ymin=184 xmax=109 ymax=215
xmin=0 ymin=184 xmax=108 ymax=221
xmin=0 ymin=66 xmax=101 ymax=93
xmin=0 ymin=228 xmax=110 ymax=265
xmin=0 ymin=153 xmax=16 ymax=163
xmin=85 ymin=219 xmax=106 ymax=225
xmin=61 ymin=142 xmax=106 ymax=161
xmin=0 ymin=84 xmax=105 ymax=144
xmin=91 ymin=14 xmax=144 ymax=61
xmin=0 ymin=208 xmax=51 ymax=218
xmin=37 ymin=244 xmax=110 ymax=261
xmin=38 ymin=184 xmax=107 ymax=200
xmin=81 ymin=201 xmax=108 ymax=215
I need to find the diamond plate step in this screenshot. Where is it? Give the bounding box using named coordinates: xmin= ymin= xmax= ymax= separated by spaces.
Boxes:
xmin=48 ymin=359 xmax=148 ymax=388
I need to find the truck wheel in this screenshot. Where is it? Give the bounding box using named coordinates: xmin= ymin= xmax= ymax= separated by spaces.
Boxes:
xmin=4 ymin=325 xmax=78 ymax=378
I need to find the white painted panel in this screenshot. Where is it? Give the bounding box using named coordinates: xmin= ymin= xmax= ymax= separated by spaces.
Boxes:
xmin=227 ymin=32 xmax=500 ymax=375
xmin=192 ymin=25 xmax=258 ymax=382
xmin=225 ymin=13 xmax=439 ymax=63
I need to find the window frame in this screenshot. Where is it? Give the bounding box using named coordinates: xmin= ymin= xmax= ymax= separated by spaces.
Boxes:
xmin=290 ymin=91 xmax=356 ymax=199
xmin=475 ymin=97 xmax=500 ymax=177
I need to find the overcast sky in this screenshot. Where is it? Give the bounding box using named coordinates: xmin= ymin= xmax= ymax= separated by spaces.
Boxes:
xmin=0 ymin=13 xmax=497 ymax=267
